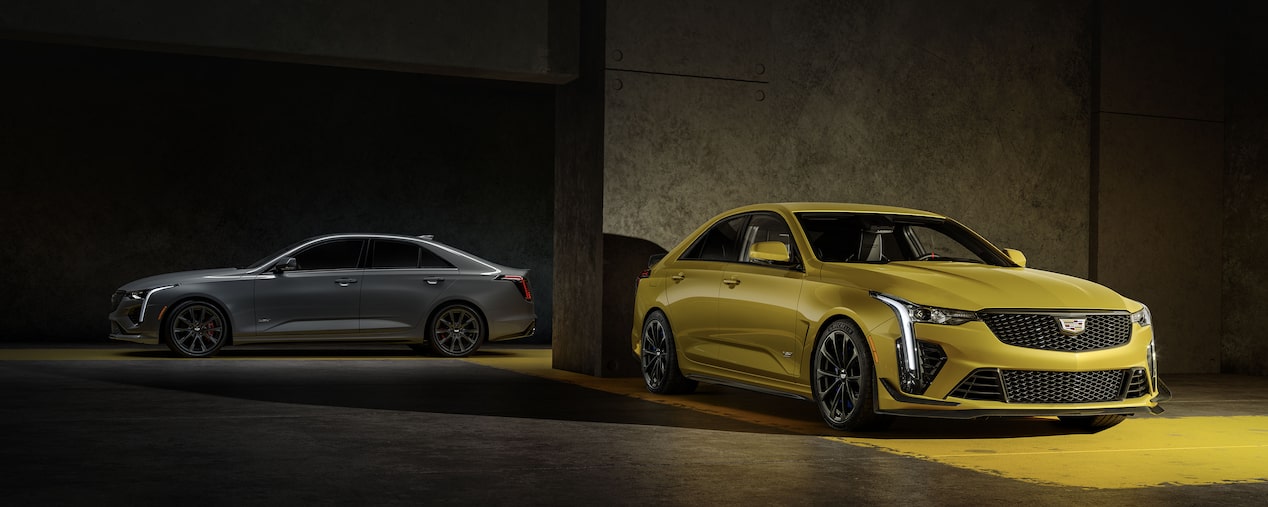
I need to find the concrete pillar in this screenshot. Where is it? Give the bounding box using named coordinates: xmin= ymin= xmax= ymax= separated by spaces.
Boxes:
xmin=1223 ymin=0 xmax=1268 ymax=375
xmin=551 ymin=0 xmax=606 ymax=375
xmin=1092 ymin=0 xmax=1225 ymax=373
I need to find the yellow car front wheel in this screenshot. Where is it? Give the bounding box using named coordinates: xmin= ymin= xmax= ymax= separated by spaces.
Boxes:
xmin=1058 ymin=414 xmax=1127 ymax=430
xmin=812 ymin=320 xmax=892 ymax=432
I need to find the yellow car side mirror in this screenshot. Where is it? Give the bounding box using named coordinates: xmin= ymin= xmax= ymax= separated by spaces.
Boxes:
xmin=749 ymin=241 xmax=792 ymax=264
xmin=1002 ymin=248 xmax=1027 ymax=268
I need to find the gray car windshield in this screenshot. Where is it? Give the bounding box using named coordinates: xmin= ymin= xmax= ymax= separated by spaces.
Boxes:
xmin=795 ymin=213 xmax=1012 ymax=266
xmin=240 ymin=238 xmax=313 ymax=270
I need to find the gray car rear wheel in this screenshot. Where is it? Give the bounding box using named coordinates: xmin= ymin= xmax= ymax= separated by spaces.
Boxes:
xmin=429 ymin=304 xmax=484 ymax=357
xmin=165 ymin=301 xmax=228 ymax=358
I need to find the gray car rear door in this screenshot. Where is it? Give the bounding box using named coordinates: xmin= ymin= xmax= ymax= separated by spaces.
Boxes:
xmin=358 ymin=239 xmax=455 ymax=336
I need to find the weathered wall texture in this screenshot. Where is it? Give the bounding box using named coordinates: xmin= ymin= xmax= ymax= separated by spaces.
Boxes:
xmin=0 ymin=0 xmax=575 ymax=83
xmin=1095 ymin=1 xmax=1225 ymax=373
xmin=604 ymin=0 xmax=1093 ymax=278
xmin=1223 ymin=0 xmax=1268 ymax=375
xmin=1096 ymin=115 xmax=1223 ymax=373
xmin=0 ymin=40 xmax=555 ymax=342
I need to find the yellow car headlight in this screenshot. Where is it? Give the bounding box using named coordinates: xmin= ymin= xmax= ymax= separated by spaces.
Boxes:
xmin=1131 ymin=306 xmax=1152 ymax=327
xmin=872 ymin=293 xmax=977 ymax=394
xmin=910 ymin=305 xmax=978 ymax=326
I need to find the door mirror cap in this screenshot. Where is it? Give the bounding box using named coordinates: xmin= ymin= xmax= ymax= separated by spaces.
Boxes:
xmin=1002 ymin=248 xmax=1027 ymax=268
xmin=749 ymin=241 xmax=792 ymax=264
xmin=274 ymin=257 xmax=298 ymax=272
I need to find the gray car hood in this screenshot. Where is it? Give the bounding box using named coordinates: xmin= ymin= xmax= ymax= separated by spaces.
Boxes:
xmin=118 ymin=268 xmax=254 ymax=291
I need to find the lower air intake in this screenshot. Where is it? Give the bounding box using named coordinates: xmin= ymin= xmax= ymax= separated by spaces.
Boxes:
xmin=951 ymin=368 xmax=1134 ymax=404
xmin=1001 ymin=369 xmax=1127 ymax=403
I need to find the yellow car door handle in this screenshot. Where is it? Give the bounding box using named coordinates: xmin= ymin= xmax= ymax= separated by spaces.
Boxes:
xmin=671 ymin=273 xmax=686 ymax=282
xmin=722 ymin=278 xmax=741 ymax=287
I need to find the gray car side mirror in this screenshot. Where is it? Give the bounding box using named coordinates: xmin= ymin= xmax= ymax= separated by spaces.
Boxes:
xmin=274 ymin=257 xmax=298 ymax=272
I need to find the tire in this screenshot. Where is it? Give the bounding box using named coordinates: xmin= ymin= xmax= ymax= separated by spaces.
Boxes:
xmin=165 ymin=300 xmax=229 ymax=358
xmin=640 ymin=311 xmax=698 ymax=394
xmin=812 ymin=319 xmax=892 ymax=431
xmin=1058 ymin=414 xmax=1126 ymax=430
xmin=428 ymin=303 xmax=485 ymax=357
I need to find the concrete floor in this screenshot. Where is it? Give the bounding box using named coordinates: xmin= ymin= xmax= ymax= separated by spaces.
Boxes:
xmin=3 ymin=344 xmax=1267 ymax=505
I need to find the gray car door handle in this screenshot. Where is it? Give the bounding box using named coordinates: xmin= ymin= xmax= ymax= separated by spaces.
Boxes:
xmin=334 ymin=278 xmax=358 ymax=287
xmin=424 ymin=277 xmax=445 ymax=285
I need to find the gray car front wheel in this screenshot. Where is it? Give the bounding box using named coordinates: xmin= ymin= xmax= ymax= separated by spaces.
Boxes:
xmin=429 ymin=304 xmax=484 ymax=357
xmin=165 ymin=301 xmax=228 ymax=358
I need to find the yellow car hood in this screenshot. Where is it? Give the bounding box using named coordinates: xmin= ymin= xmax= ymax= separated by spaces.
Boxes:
xmin=820 ymin=262 xmax=1133 ymax=311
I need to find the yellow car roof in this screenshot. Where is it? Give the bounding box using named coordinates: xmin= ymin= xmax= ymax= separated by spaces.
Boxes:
xmin=724 ymin=202 xmax=945 ymax=218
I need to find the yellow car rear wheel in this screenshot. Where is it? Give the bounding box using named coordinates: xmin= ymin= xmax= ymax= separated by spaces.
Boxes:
xmin=641 ymin=311 xmax=698 ymax=395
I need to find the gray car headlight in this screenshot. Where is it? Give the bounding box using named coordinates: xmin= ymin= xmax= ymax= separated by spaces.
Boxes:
xmin=1131 ymin=306 xmax=1152 ymax=327
xmin=127 ymin=285 xmax=176 ymax=323
xmin=127 ymin=286 xmax=175 ymax=301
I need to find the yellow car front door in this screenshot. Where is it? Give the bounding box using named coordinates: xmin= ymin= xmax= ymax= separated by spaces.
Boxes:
xmin=715 ymin=263 xmax=806 ymax=382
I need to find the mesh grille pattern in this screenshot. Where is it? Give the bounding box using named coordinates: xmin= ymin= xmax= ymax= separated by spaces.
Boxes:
xmin=980 ymin=313 xmax=1131 ymax=351
xmin=1002 ymin=369 xmax=1127 ymax=403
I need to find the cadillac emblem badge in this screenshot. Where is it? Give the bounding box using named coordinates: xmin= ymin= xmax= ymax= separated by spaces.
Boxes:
xmin=1057 ymin=317 xmax=1087 ymax=335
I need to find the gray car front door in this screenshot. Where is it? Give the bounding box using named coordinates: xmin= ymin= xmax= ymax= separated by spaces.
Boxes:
xmin=253 ymin=239 xmax=365 ymax=339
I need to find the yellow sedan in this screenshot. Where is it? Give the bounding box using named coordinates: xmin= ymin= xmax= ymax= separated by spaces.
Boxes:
xmin=632 ymin=203 xmax=1169 ymax=431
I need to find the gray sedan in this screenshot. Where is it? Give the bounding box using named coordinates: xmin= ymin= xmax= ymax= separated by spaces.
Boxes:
xmin=109 ymin=233 xmax=536 ymax=357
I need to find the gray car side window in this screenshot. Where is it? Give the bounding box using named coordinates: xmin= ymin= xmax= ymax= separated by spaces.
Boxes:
xmin=418 ymin=246 xmax=456 ymax=268
xmin=372 ymin=240 xmax=420 ymax=268
xmin=293 ymin=240 xmax=364 ymax=270
xmin=371 ymin=240 xmax=456 ymax=269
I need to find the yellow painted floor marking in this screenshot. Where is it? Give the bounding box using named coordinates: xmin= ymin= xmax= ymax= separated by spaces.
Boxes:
xmin=826 ymin=416 xmax=1268 ymax=489
xmin=467 ymin=350 xmax=1268 ymax=489
xmin=0 ymin=347 xmax=437 ymax=361
xmin=12 ymin=346 xmax=1268 ymax=489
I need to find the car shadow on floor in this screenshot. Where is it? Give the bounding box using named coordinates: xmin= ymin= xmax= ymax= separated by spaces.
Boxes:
xmin=13 ymin=354 xmax=1105 ymax=439
xmin=117 ymin=348 xmax=517 ymax=359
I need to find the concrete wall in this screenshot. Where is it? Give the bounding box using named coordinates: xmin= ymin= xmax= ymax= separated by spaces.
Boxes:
xmin=604 ymin=0 xmax=1094 ymax=278
xmin=596 ymin=0 xmax=1234 ymax=375
xmin=0 ymin=40 xmax=555 ymax=343
xmin=0 ymin=0 xmax=576 ymax=83
xmin=1094 ymin=1 xmax=1224 ymax=373
xmin=1224 ymin=0 xmax=1268 ymax=375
